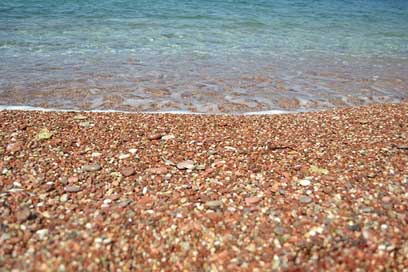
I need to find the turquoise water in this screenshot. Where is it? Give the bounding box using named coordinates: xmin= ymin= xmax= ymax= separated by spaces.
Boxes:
xmin=1 ymin=0 xmax=407 ymax=112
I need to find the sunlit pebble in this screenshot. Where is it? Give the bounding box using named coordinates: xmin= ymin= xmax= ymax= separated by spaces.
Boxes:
xmin=298 ymin=179 xmax=311 ymax=186
xmin=13 ymin=181 xmax=22 ymax=188
xmin=129 ymin=148 xmax=137 ymax=154
xmin=118 ymin=153 xmax=130 ymax=160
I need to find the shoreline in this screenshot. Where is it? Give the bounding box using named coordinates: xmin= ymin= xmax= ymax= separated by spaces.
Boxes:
xmin=1 ymin=102 xmax=403 ymax=116
xmin=1 ymin=102 xmax=407 ymax=270
xmin=0 ymin=104 xmax=293 ymax=116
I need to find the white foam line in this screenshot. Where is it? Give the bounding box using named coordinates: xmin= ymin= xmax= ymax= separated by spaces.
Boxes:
xmin=0 ymin=105 xmax=295 ymax=116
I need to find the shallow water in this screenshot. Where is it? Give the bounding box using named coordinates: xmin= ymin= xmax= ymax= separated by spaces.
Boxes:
xmin=1 ymin=0 xmax=407 ymax=113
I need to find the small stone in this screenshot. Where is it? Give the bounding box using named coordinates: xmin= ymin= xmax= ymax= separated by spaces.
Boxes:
xmin=146 ymin=167 xmax=168 ymax=175
xmin=382 ymin=196 xmax=391 ymax=203
xmin=16 ymin=207 xmax=32 ymax=223
xmin=36 ymin=128 xmax=52 ymax=140
xmin=121 ymin=167 xmax=135 ymax=177
xmin=298 ymin=178 xmax=311 ymax=186
xmin=161 ymin=134 xmax=175 ymax=140
xmin=118 ymin=153 xmax=130 ymax=160
xmin=348 ymin=223 xmax=361 ymax=232
xmin=43 ymin=182 xmax=55 ymax=192
xmin=138 ymin=196 xmax=154 ymax=205
xmin=299 ymin=196 xmax=313 ymax=204
xmin=6 ymin=142 xmax=22 ymax=153
xmin=79 ymin=122 xmax=92 ymax=128
xmin=73 ymin=114 xmax=87 ymax=120
xmin=196 ymin=164 xmax=206 ymax=170
xmin=245 ymin=197 xmax=261 ymax=206
xmin=36 ymin=229 xmax=48 ymax=240
xmin=204 ymin=200 xmax=223 ymax=210
xmin=68 ymin=176 xmax=79 ymax=183
xmin=271 ymin=183 xmax=280 ymax=193
xmin=148 ymin=133 xmax=163 ymax=140
xmin=64 ymin=185 xmax=81 ymax=193
xmin=177 ymin=160 xmax=195 ymax=170
xmin=309 ymin=165 xmax=329 ymax=175
xmin=118 ymin=199 xmax=132 ymax=208
xmin=91 ymin=152 xmax=102 ymax=157
xmin=60 ymin=194 xmax=69 ymax=202
xmin=128 ymin=148 xmax=137 ymax=154
xmin=82 ymin=164 xmax=101 ymax=172
xmin=273 ymin=226 xmax=286 ymax=235
xmin=224 ymin=146 xmax=237 ymax=152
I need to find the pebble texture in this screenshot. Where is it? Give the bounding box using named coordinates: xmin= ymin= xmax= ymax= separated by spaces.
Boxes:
xmin=0 ymin=103 xmax=407 ymax=271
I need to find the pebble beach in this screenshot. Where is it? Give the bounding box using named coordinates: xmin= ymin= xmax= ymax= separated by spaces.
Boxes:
xmin=1 ymin=103 xmax=407 ymax=271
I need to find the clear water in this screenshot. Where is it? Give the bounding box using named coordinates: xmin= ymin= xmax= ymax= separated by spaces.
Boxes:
xmin=1 ymin=0 xmax=407 ymax=112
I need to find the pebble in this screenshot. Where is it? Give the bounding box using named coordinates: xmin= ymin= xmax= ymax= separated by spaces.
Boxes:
xmin=128 ymin=148 xmax=137 ymax=154
xmin=298 ymin=178 xmax=311 ymax=186
xmin=6 ymin=142 xmax=21 ymax=153
xmin=177 ymin=160 xmax=195 ymax=170
xmin=60 ymin=194 xmax=69 ymax=202
xmin=68 ymin=176 xmax=79 ymax=183
xmin=91 ymin=152 xmax=102 ymax=157
xmin=204 ymin=200 xmax=223 ymax=210
xmin=348 ymin=223 xmax=361 ymax=232
xmin=299 ymin=196 xmax=313 ymax=204
xmin=82 ymin=164 xmax=102 ymax=172
xmin=382 ymin=196 xmax=392 ymax=203
xmin=245 ymin=197 xmax=261 ymax=206
xmin=36 ymin=229 xmax=49 ymax=240
xmin=121 ymin=167 xmax=135 ymax=177
xmin=73 ymin=114 xmax=87 ymax=120
xmin=16 ymin=207 xmax=32 ymax=223
xmin=148 ymin=133 xmax=163 ymax=140
xmin=161 ymin=134 xmax=175 ymax=140
xmin=309 ymin=165 xmax=329 ymax=175
xmin=118 ymin=153 xmax=130 ymax=160
xmin=36 ymin=128 xmax=52 ymax=140
xmin=79 ymin=122 xmax=92 ymax=128
xmin=64 ymin=185 xmax=81 ymax=193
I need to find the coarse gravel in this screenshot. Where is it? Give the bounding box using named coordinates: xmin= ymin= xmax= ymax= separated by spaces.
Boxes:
xmin=0 ymin=103 xmax=407 ymax=271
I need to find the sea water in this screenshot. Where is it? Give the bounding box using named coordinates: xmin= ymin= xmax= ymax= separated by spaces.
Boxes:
xmin=0 ymin=0 xmax=407 ymax=113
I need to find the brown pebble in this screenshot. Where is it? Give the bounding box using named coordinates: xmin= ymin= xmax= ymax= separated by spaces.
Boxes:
xmin=121 ymin=167 xmax=135 ymax=177
xmin=64 ymin=185 xmax=81 ymax=193
xmin=16 ymin=207 xmax=32 ymax=223
xmin=6 ymin=142 xmax=22 ymax=153
xmin=382 ymin=196 xmax=392 ymax=203
xmin=146 ymin=167 xmax=168 ymax=175
xmin=68 ymin=176 xmax=79 ymax=183
xmin=245 ymin=197 xmax=261 ymax=206
xmin=148 ymin=133 xmax=163 ymax=140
